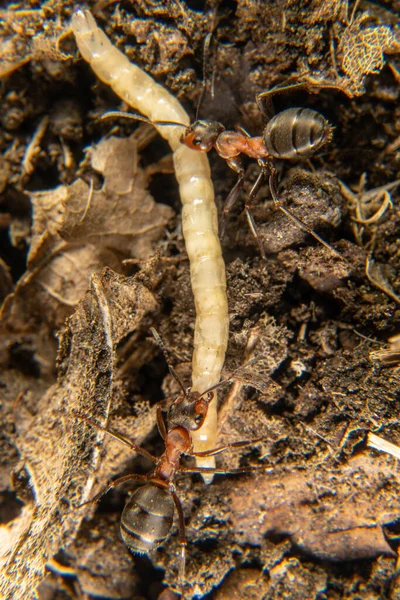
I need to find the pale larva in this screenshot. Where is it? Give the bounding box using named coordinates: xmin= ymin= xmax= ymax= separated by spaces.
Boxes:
xmin=71 ymin=9 xmax=229 ymax=477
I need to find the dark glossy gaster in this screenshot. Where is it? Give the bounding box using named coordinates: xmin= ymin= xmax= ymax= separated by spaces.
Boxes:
xmin=263 ymin=107 xmax=332 ymax=159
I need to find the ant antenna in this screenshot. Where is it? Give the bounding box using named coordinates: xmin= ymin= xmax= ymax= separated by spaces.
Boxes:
xmin=100 ymin=111 xmax=187 ymax=129
xmin=199 ymin=356 xmax=262 ymax=397
xmin=150 ymin=327 xmax=187 ymax=394
xmin=195 ymin=5 xmax=219 ymax=121
xmin=196 ymin=32 xmax=213 ymax=121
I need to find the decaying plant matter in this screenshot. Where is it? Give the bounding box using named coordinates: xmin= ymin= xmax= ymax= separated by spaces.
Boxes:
xmin=0 ymin=1 xmax=400 ymax=599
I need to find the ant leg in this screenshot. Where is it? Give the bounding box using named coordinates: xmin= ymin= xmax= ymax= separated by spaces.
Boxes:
xmin=192 ymin=437 xmax=265 ymax=457
xmin=244 ymin=168 xmax=268 ymax=260
xmin=234 ymin=124 xmax=251 ymax=138
xmin=219 ymin=154 xmax=248 ymax=238
xmin=74 ymin=412 xmax=157 ymax=463
xmin=268 ymin=171 xmax=341 ymax=257
xmin=79 ymin=473 xmax=149 ymax=507
xmin=220 ymin=173 xmax=245 ymax=238
xmin=180 ymin=464 xmax=272 ymax=476
xmin=157 ymin=406 xmax=167 ymax=440
xmin=170 ymin=488 xmax=187 ymax=598
xmin=220 ymin=160 xmax=268 ymax=260
xmin=257 ymin=81 xmax=308 ymax=101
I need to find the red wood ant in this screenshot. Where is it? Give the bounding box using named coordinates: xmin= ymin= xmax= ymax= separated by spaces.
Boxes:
xmin=181 ymin=85 xmax=337 ymax=259
xmin=103 ymin=82 xmax=338 ymax=260
xmin=75 ymin=329 xmax=266 ymax=598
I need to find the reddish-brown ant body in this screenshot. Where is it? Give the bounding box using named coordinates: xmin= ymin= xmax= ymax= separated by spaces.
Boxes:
xmin=76 ymin=330 xmax=265 ymax=597
xmin=181 ymin=91 xmax=335 ymax=259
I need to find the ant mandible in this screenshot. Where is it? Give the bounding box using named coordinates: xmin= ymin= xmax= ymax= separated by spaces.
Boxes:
xmin=75 ymin=329 xmax=266 ymax=598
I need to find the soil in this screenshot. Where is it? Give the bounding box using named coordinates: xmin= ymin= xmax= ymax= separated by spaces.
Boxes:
xmin=0 ymin=1 xmax=399 ymax=600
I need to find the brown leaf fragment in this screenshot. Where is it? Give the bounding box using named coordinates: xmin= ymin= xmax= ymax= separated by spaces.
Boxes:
xmin=30 ymin=134 xmax=174 ymax=262
xmin=0 ymin=257 xmax=13 ymax=302
xmin=293 ymin=524 xmax=394 ymax=562
xmin=218 ymin=315 xmax=288 ymax=435
xmin=365 ymin=256 xmax=400 ymax=305
xmin=294 ymin=8 xmax=400 ymax=97
xmin=338 ymin=16 xmax=400 ymax=94
xmin=229 ymin=454 xmax=398 ymax=561
xmin=0 ymin=6 xmax=70 ymax=78
xmin=0 ymin=134 xmax=174 ymax=334
xmin=0 ymin=268 xmax=158 ymax=600
xmin=307 ymin=0 xmax=348 ymax=25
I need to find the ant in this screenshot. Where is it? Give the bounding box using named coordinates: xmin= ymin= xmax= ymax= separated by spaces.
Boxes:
xmin=103 ymin=81 xmax=339 ymax=260
xmin=182 ymin=85 xmax=337 ymax=259
xmin=75 ymin=329 xmax=267 ymax=598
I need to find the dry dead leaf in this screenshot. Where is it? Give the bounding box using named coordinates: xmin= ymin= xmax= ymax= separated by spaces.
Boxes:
xmin=0 ymin=268 xmax=158 ymax=600
xmin=0 ymin=4 xmax=70 ymax=78
xmin=229 ymin=454 xmax=399 ymax=561
xmin=306 ymin=0 xmax=348 ymax=25
xmin=338 ymin=15 xmax=400 ymax=95
xmin=29 ymin=134 xmax=174 ymax=262
xmin=217 ymin=315 xmax=288 ymax=435
xmin=0 ymin=133 xmax=174 ymax=333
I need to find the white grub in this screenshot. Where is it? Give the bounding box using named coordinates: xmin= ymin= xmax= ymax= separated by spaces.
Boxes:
xmin=71 ymin=9 xmax=229 ymax=475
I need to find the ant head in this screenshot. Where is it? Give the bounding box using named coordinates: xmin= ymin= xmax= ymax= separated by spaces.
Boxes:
xmin=181 ymin=120 xmax=224 ymax=152
xmin=168 ymin=389 xmax=214 ymax=431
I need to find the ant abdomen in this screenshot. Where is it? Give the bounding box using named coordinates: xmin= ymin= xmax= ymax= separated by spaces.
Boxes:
xmin=121 ymin=484 xmax=174 ymax=553
xmin=263 ymin=107 xmax=333 ymax=160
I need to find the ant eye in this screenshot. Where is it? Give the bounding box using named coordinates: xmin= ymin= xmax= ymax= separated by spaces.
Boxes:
xmin=195 ymin=414 xmax=203 ymax=424
xmin=192 ymin=138 xmax=201 ymax=146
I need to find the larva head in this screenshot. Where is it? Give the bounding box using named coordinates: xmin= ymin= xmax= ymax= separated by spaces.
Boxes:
xmin=168 ymin=389 xmax=214 ymax=431
xmin=181 ymin=120 xmax=225 ymax=151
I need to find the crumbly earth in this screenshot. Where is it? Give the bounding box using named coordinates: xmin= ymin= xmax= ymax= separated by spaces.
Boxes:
xmin=0 ymin=1 xmax=399 ymax=600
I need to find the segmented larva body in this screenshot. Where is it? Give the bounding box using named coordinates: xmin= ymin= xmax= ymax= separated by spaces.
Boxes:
xmin=71 ymin=9 xmax=228 ymax=474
